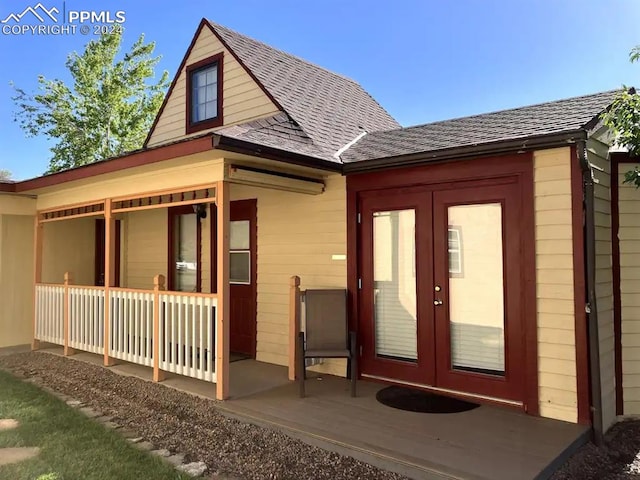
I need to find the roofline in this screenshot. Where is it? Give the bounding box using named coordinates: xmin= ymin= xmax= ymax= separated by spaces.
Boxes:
xmin=11 ymin=134 xmax=216 ymax=193
xmin=212 ymin=135 xmax=342 ymax=173
xmin=342 ymin=129 xmax=589 ymax=173
xmin=143 ymin=18 xmax=286 ymax=148
xmin=143 ymin=19 xmax=209 ymax=148
xmin=0 ymin=183 xmax=15 ymax=193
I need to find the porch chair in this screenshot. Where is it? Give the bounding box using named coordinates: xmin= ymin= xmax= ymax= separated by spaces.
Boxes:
xmin=298 ymin=289 xmax=357 ymax=398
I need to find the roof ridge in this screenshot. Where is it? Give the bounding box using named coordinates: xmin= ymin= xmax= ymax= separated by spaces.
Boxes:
xmin=206 ymin=19 xmax=360 ymax=85
xmin=386 ymin=89 xmax=622 ymax=133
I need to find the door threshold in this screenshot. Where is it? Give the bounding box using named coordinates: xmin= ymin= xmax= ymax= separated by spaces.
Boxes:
xmin=362 ymin=374 xmax=523 ymax=408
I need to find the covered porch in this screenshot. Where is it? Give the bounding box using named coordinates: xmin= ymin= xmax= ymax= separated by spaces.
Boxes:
xmin=31 ymin=153 xmax=345 ymax=400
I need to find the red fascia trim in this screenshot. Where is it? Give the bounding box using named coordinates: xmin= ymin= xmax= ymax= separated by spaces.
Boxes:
xmin=13 ymin=135 xmax=214 ymax=193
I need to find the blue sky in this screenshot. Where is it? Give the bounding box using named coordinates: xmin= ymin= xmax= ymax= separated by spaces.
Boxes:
xmin=0 ymin=0 xmax=639 ymax=180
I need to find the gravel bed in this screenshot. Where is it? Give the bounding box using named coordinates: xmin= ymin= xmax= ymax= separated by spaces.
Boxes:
xmin=551 ymin=420 xmax=640 ymax=479
xmin=0 ymin=352 xmax=407 ymax=480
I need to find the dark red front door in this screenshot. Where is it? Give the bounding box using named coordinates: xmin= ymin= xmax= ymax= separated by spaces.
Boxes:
xmin=95 ymin=219 xmax=121 ymax=287
xmin=358 ymin=179 xmax=526 ymax=402
xmin=229 ymin=199 xmax=257 ymax=357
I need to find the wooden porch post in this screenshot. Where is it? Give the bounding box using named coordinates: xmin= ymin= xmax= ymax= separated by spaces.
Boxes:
xmin=289 ymin=276 xmax=301 ymax=381
xmin=63 ymin=272 xmax=76 ymax=356
xmin=216 ymin=180 xmax=230 ymax=400
xmin=153 ymin=274 xmax=166 ymax=382
xmin=103 ymin=198 xmax=117 ymax=366
xmin=32 ymin=216 xmax=43 ymax=351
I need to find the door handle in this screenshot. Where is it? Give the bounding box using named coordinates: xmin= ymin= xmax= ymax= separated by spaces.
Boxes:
xmin=434 ymin=299 xmax=443 ymax=306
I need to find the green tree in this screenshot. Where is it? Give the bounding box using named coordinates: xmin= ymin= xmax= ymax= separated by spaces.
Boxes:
xmin=12 ymin=30 xmax=169 ymax=173
xmin=0 ymin=169 xmax=11 ymax=181
xmin=602 ymin=45 xmax=640 ymax=187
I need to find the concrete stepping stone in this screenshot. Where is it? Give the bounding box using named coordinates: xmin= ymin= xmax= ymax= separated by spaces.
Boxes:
xmin=0 ymin=447 xmax=40 ymax=466
xmin=150 ymin=448 xmax=171 ymax=457
xmin=0 ymin=419 xmax=19 ymax=431
xmin=166 ymin=453 xmax=185 ymax=466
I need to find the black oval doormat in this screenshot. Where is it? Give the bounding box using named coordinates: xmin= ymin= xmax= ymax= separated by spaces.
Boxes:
xmin=375 ymin=386 xmax=480 ymax=413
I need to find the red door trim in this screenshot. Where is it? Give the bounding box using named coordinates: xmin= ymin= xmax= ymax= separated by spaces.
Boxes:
xmin=347 ymin=153 xmax=538 ymax=413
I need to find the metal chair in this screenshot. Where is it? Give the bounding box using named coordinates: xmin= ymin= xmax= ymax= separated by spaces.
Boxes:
xmin=298 ymin=289 xmax=357 ymax=397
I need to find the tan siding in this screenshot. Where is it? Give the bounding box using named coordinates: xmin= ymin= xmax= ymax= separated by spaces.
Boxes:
xmin=42 ymin=217 xmax=95 ymax=286
xmin=34 ymin=155 xmax=224 ymax=211
xmin=534 ymin=147 xmax=577 ymax=423
xmin=124 ymin=209 xmax=168 ymax=289
xmin=231 ymin=175 xmax=347 ymax=375
xmin=0 ymin=195 xmax=36 ymax=215
xmin=588 ymin=136 xmax=615 ymax=431
xmin=147 ymin=27 xmax=280 ymax=147
xmin=0 ymin=215 xmax=34 ymax=348
xmin=619 ymin=163 xmax=640 ymax=415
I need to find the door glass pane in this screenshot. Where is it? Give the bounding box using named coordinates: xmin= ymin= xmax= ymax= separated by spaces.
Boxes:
xmin=174 ymin=214 xmax=197 ymax=292
xmin=230 ymin=221 xmax=250 ymax=250
xmin=448 ymin=203 xmax=505 ymax=375
xmin=230 ymin=251 xmax=250 ymax=284
xmin=373 ymin=210 xmax=417 ymax=361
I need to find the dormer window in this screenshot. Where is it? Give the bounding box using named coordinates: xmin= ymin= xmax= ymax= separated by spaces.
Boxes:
xmin=186 ymin=53 xmax=223 ymax=133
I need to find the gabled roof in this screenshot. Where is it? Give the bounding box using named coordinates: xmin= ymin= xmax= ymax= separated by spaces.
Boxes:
xmin=145 ymin=19 xmax=400 ymax=161
xmin=341 ymin=90 xmax=619 ymax=163
xmin=208 ymin=20 xmax=400 ymax=160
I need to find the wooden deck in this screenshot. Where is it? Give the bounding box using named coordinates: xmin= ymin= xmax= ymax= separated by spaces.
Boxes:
xmin=35 ymin=348 xmax=587 ymax=479
xmin=221 ymin=373 xmax=589 ymax=480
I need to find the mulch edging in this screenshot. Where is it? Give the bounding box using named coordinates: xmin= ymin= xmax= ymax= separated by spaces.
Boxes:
xmin=0 ymin=352 xmax=407 ymax=480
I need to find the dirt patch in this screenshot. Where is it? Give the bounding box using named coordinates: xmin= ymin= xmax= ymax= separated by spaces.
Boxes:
xmin=551 ymin=420 xmax=640 ymax=479
xmin=0 ymin=352 xmax=407 ymax=480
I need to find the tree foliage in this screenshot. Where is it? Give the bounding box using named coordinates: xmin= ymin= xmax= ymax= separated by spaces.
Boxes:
xmin=12 ymin=30 xmax=169 ymax=173
xmin=0 ymin=170 xmax=11 ymax=181
xmin=602 ymin=45 xmax=640 ymax=187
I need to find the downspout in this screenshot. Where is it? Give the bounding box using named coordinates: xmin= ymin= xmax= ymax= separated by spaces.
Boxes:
xmin=578 ymin=139 xmax=604 ymax=446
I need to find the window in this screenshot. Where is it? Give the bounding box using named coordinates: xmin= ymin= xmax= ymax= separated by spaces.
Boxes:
xmin=230 ymin=220 xmax=250 ymax=284
xmin=448 ymin=226 xmax=463 ymax=276
xmin=168 ymin=206 xmax=202 ymax=292
xmin=186 ymin=53 xmax=223 ymax=134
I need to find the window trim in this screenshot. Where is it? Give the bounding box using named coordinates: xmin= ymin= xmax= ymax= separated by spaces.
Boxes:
xmin=185 ymin=53 xmax=224 ymax=134
xmin=167 ymin=205 xmax=202 ymax=292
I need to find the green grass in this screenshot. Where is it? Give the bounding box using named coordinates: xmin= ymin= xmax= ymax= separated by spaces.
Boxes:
xmin=0 ymin=370 xmax=192 ymax=480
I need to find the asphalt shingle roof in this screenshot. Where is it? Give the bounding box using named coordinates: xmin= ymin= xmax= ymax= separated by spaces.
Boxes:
xmin=341 ymin=90 xmax=619 ymax=163
xmin=208 ymin=20 xmax=401 ymax=161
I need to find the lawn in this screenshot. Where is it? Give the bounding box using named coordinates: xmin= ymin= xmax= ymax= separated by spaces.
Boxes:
xmin=0 ymin=370 xmax=191 ymax=480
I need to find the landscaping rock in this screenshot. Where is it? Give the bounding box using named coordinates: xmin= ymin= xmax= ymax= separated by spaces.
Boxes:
xmin=0 ymin=352 xmax=407 ymax=480
xmin=150 ymin=448 xmax=171 ymax=458
xmin=66 ymin=399 xmax=83 ymax=407
xmin=79 ymin=407 xmax=101 ymax=418
xmin=166 ymin=453 xmax=185 ymax=466
xmin=128 ymin=437 xmax=144 ymax=443
xmin=177 ymin=461 xmax=207 ymax=477
xmin=102 ymin=421 xmax=120 ymax=430
xmin=135 ymin=441 xmax=154 ymax=451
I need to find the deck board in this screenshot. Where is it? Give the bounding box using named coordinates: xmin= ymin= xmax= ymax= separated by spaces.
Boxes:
xmin=222 ymin=373 xmax=589 ymax=480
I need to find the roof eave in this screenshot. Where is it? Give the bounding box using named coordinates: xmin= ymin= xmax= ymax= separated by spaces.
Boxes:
xmin=342 ymin=129 xmax=589 ymax=173
xmin=213 ymin=134 xmax=342 ymax=173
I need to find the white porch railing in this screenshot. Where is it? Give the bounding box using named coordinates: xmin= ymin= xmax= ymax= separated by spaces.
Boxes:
xmin=69 ymin=286 xmax=105 ymax=354
xmin=34 ymin=274 xmax=217 ymax=384
xmin=159 ymin=293 xmax=217 ymax=382
xmin=108 ymin=289 xmax=154 ymax=367
xmin=35 ymin=284 xmax=64 ymax=345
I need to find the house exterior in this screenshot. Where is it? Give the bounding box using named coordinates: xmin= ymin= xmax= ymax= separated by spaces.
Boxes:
xmin=0 ymin=18 xmax=636 ymax=440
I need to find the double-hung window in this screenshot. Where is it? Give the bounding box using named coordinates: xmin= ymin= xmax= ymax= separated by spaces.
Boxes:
xmin=186 ymin=53 xmax=223 ymax=133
